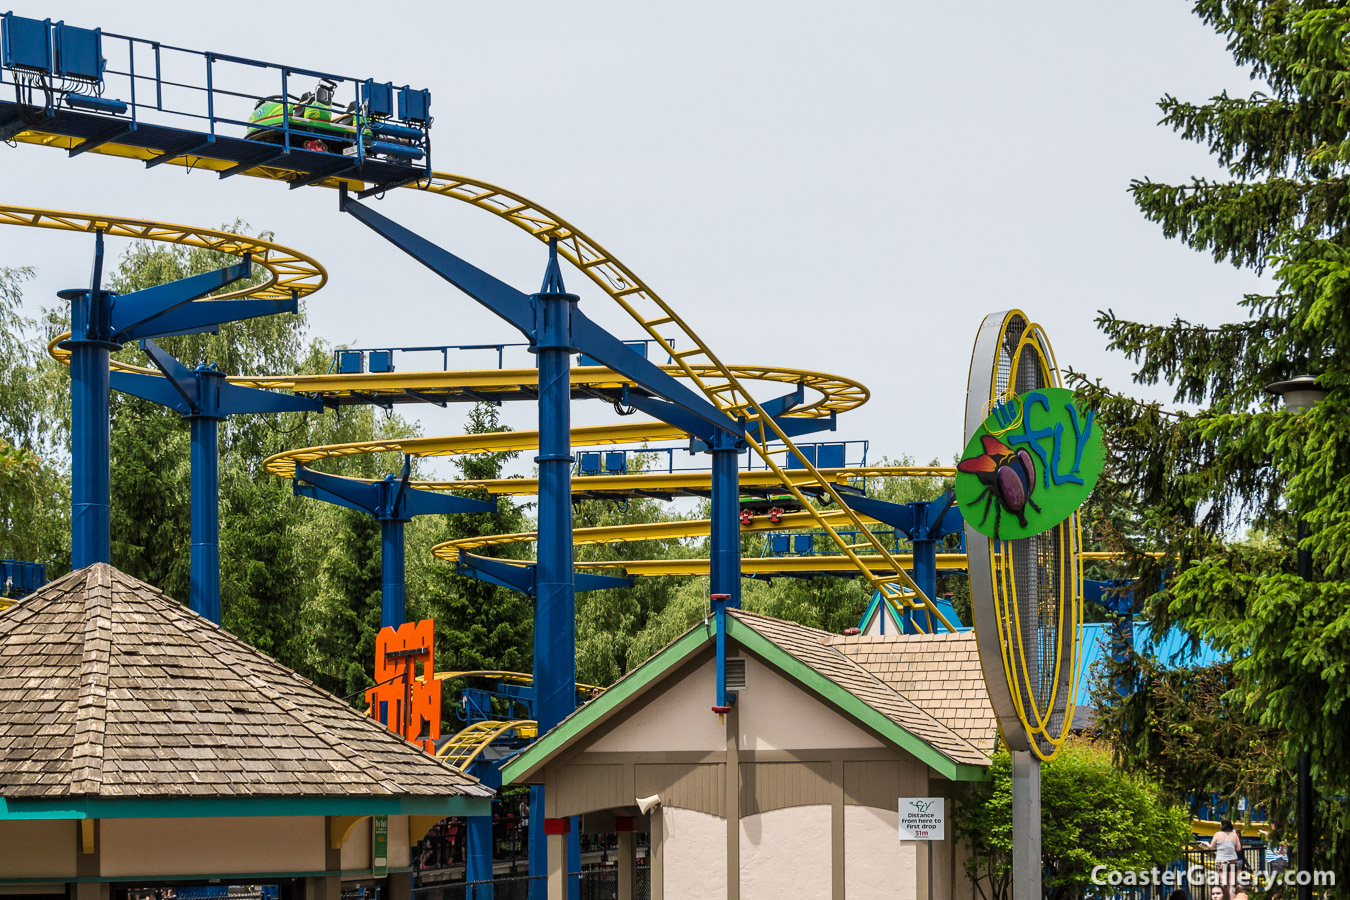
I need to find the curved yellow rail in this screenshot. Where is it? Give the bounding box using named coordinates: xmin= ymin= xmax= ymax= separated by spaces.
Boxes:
xmin=238 ymin=363 xmax=867 ymax=415
xmin=435 ymin=508 xmax=886 ymax=561
xmin=431 ymin=670 xmax=605 ymax=695
xmin=403 ymin=173 xmax=953 ymax=626
xmin=421 ymin=465 xmax=955 ymax=497
xmin=0 ymin=205 xmax=327 ymax=373
xmin=264 ymin=421 xmax=688 ymax=478
xmin=435 ymin=720 xmax=537 ymax=771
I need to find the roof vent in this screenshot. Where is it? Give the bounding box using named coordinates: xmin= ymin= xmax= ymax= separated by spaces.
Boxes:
xmin=725 ymin=657 xmax=748 ymax=692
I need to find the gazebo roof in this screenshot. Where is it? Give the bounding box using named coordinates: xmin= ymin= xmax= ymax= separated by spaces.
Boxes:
xmin=0 ymin=564 xmax=491 ymax=820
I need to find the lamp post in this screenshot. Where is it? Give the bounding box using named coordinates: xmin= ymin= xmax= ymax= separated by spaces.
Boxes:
xmin=1264 ymin=374 xmax=1327 ymax=900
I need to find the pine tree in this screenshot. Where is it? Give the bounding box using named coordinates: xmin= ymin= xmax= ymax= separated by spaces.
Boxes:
xmin=1068 ymin=1 xmax=1350 ymax=879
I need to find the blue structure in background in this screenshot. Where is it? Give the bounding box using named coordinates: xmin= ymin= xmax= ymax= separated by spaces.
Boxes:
xmin=60 ymin=232 xmax=297 ymax=573
xmin=0 ymin=560 xmax=46 ymax=597
xmin=838 ymin=490 xmax=965 ymax=632
xmin=1075 ymin=621 xmax=1222 ymax=702
xmin=111 ymin=340 xmax=323 ymax=623
xmin=292 ymin=459 xmax=495 ymax=629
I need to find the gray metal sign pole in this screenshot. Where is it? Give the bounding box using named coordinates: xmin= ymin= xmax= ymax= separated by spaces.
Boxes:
xmin=1011 ymin=751 xmax=1042 ymax=900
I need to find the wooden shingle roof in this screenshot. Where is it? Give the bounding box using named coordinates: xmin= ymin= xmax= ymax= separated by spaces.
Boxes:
xmin=825 ymin=630 xmax=999 ymax=754
xmin=0 ymin=564 xmax=492 ymax=802
xmin=729 ymin=610 xmax=991 ymax=767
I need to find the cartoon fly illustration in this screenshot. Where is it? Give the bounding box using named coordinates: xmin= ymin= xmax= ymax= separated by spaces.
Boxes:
xmin=957 ymin=435 xmax=1040 ymax=538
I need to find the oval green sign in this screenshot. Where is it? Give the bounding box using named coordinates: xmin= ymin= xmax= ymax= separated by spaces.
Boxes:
xmin=955 ymin=387 xmax=1104 ymax=540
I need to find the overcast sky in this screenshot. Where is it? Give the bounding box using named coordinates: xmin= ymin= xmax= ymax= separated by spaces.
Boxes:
xmin=0 ymin=1 xmax=1266 ymax=479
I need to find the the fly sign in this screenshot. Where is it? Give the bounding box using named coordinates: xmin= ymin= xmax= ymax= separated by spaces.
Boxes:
xmin=898 ymin=798 xmax=945 ymax=841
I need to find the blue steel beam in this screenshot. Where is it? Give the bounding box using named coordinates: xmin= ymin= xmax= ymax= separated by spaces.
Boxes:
xmin=62 ymin=236 xmax=253 ymax=570
xmin=119 ymin=294 xmax=300 ymax=342
xmin=455 ymin=553 xmax=633 ymax=596
xmin=758 ymin=381 xmax=805 ymax=419
xmin=338 ymin=189 xmax=536 ymax=333
xmin=111 ymin=340 xmax=322 ymax=622
xmin=340 ymin=190 xmax=740 ymax=441
xmin=292 ymin=461 xmax=494 ymax=627
xmin=108 ymin=259 xmax=253 ymax=337
xmin=836 ymin=490 xmax=964 ymax=632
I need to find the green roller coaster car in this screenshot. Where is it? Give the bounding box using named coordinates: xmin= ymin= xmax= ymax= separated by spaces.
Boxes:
xmin=244 ymin=79 xmax=360 ymax=153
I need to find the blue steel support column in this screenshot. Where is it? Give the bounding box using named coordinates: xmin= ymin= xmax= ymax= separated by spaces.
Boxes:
xmin=60 ymin=240 xmax=257 ymax=575
xmin=61 ymin=233 xmax=116 ymax=569
xmin=117 ymin=346 xmax=322 ymax=624
xmin=530 ymin=254 xmax=581 ymax=900
xmin=292 ymin=463 xmax=491 ymax=630
xmin=466 ymin=800 xmax=495 ymax=900
xmin=708 ymin=438 xmax=742 ymax=609
xmin=381 ymin=517 xmax=406 ymax=628
xmin=709 ymin=433 xmax=742 ymax=711
xmin=67 ymin=315 xmax=114 ymax=568
xmin=531 ymin=285 xmax=578 ymax=746
xmin=528 ymin=787 xmax=545 ymax=900
xmin=186 ymin=366 xmax=225 ymax=622
xmin=910 ymin=537 xmax=938 ymax=633
xmin=188 ymin=414 xmax=222 ymax=622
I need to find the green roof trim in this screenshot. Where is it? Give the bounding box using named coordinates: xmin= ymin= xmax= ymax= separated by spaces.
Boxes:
xmin=726 ymin=618 xmax=988 ymax=782
xmin=0 ymin=794 xmax=491 ymax=821
xmin=502 ymin=624 xmax=713 ymax=785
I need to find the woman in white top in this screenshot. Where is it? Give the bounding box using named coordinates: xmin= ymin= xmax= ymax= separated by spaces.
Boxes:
xmin=1211 ymin=819 xmax=1243 ymax=883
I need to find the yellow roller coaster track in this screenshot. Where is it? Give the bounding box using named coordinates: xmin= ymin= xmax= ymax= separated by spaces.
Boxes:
xmin=436 ymin=720 xmax=537 ymax=771
xmin=11 ymin=131 xmax=955 ymax=629
xmin=431 ymin=507 xmax=969 ymax=583
xmin=435 ymin=509 xmax=882 ymax=560
xmin=430 ymin=669 xmax=605 ymax=695
xmin=0 ymin=204 xmax=328 ymax=365
xmin=420 ymin=465 xmax=957 ymax=498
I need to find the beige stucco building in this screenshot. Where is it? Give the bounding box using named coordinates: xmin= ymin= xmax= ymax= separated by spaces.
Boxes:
xmin=0 ymin=565 xmax=492 ymax=900
xmin=503 ymin=609 xmax=997 ymax=900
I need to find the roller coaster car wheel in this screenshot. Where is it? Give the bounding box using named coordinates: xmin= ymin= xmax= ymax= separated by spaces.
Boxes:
xmin=740 ymin=509 xmax=754 ymax=527
xmin=768 ymin=507 xmax=784 ymax=524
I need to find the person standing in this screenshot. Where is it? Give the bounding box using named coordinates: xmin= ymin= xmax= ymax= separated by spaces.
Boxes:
xmin=1265 ymin=833 xmax=1290 ymax=890
xmin=1211 ymin=819 xmax=1243 ymax=885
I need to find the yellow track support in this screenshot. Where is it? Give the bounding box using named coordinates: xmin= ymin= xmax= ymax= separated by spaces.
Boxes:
xmin=435 ymin=720 xmax=537 ymax=771
xmin=0 ymin=597 xmax=15 ymax=614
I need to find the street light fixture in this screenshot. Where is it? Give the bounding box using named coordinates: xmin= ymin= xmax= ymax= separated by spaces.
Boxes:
xmin=1266 ymin=375 xmax=1328 ymax=414
xmin=1264 ymin=374 xmax=1326 ymax=900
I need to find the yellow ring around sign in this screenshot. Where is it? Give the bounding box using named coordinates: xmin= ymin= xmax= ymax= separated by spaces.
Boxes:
xmin=985 ymin=312 xmax=1082 ymax=760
